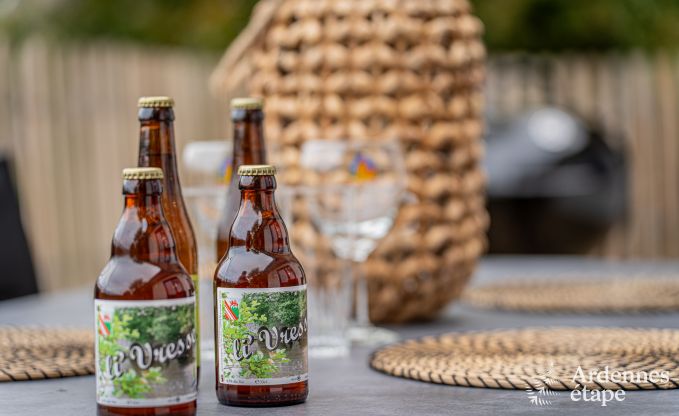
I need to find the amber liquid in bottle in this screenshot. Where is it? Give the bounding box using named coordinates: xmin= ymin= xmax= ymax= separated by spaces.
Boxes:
xmin=138 ymin=101 xmax=200 ymax=378
xmin=95 ymin=171 xmax=196 ymax=416
xmin=215 ymin=104 xmax=267 ymax=261
xmin=214 ymin=169 xmax=308 ymax=407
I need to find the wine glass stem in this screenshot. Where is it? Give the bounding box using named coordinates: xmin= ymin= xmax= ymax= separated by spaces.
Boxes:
xmin=353 ymin=261 xmax=371 ymax=327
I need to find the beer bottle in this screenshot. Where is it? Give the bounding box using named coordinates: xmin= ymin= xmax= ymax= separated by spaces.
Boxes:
xmin=214 ymin=165 xmax=308 ymax=407
xmin=215 ymin=98 xmax=267 ymax=261
xmin=95 ymin=168 xmax=197 ymax=416
xmin=137 ymin=96 xmax=200 ymax=376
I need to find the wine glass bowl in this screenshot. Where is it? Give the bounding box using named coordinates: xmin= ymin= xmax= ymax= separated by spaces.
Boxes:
xmin=301 ymin=139 xmax=407 ymax=346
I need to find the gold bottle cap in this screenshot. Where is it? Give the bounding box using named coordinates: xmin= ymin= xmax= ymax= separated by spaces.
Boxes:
xmin=238 ymin=164 xmax=276 ymax=176
xmin=122 ymin=167 xmax=164 ymax=180
xmin=138 ymin=96 xmax=175 ymax=108
xmin=231 ymin=97 xmax=264 ymax=110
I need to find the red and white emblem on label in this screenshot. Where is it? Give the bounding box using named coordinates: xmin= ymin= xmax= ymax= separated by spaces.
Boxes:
xmin=223 ymin=299 xmax=239 ymax=320
xmin=98 ymin=312 xmax=111 ymax=336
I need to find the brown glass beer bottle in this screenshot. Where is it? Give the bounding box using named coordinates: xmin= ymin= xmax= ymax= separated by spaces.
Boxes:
xmin=95 ymin=168 xmax=197 ymax=416
xmin=137 ymin=96 xmax=200 ymax=377
xmin=215 ymin=98 xmax=267 ymax=261
xmin=214 ymin=165 xmax=308 ymax=407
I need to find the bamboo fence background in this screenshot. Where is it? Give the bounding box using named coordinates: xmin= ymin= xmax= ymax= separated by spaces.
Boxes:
xmin=1 ymin=38 xmax=678 ymax=291
xmin=0 ymin=38 xmax=229 ymax=291
xmin=486 ymin=53 xmax=679 ymax=259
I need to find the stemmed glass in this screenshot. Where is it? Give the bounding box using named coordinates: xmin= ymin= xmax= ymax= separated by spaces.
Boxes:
xmin=182 ymin=140 xmax=231 ymax=360
xmin=301 ymin=139 xmax=406 ymax=346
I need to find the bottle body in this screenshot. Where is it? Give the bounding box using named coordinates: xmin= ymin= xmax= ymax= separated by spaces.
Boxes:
xmin=95 ymin=169 xmax=197 ymax=416
xmin=137 ymin=98 xmax=201 ymax=378
xmin=214 ymin=166 xmax=308 ymax=407
xmin=216 ymin=100 xmax=267 ymax=261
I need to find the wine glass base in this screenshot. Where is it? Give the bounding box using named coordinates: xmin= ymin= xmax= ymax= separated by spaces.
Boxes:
xmin=309 ymin=335 xmax=350 ymax=358
xmin=347 ymin=324 xmax=399 ymax=346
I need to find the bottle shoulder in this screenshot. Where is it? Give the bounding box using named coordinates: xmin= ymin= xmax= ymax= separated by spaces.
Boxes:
xmin=139 ymin=156 xmax=197 ymax=253
xmin=216 ymin=184 xmax=241 ymax=238
xmin=161 ymin=193 xmax=196 ymax=238
xmin=214 ymin=247 xmax=306 ymax=288
xmin=160 ymin=195 xmax=198 ymax=273
xmin=95 ymin=256 xmax=194 ymax=300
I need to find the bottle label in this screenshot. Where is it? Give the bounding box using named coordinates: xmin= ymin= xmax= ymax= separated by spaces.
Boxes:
xmin=191 ymin=274 xmax=200 ymax=365
xmin=217 ymin=285 xmax=308 ymax=386
xmin=94 ymin=298 xmax=197 ymax=407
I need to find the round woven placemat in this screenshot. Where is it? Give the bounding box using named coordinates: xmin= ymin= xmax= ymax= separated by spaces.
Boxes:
xmin=463 ymin=277 xmax=679 ymax=313
xmin=370 ymin=327 xmax=679 ymax=390
xmin=0 ymin=326 xmax=93 ymax=381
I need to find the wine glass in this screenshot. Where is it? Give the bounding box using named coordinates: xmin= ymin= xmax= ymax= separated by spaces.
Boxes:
xmin=301 ymin=139 xmax=406 ymax=346
xmin=182 ymin=140 xmax=230 ymax=360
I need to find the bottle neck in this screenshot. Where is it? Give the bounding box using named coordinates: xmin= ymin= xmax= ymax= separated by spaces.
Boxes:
xmin=231 ymin=109 xmax=266 ymax=169
xmin=229 ymin=175 xmax=290 ymax=254
xmin=112 ymin=179 xmax=179 ymax=264
xmin=138 ymin=108 xmax=182 ymax=194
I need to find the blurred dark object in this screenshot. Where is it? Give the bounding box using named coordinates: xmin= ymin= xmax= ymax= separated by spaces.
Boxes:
xmin=0 ymin=156 xmax=38 ymax=300
xmin=485 ymin=108 xmax=626 ymax=254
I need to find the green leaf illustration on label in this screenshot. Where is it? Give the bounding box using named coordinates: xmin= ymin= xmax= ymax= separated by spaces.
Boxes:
xmin=217 ymin=287 xmax=308 ymax=385
xmin=95 ymin=298 xmax=197 ymax=406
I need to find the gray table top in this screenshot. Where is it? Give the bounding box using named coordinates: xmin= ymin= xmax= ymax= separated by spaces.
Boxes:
xmin=1 ymin=256 xmax=679 ymax=415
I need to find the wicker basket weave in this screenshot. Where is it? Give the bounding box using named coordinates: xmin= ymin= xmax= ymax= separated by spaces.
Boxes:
xmin=210 ymin=0 xmax=488 ymax=323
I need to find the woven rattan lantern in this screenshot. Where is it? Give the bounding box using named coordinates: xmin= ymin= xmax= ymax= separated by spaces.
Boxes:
xmin=210 ymin=0 xmax=488 ymax=323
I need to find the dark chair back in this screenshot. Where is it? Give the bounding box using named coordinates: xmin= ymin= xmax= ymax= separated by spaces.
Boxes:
xmin=0 ymin=157 xmax=38 ymax=300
